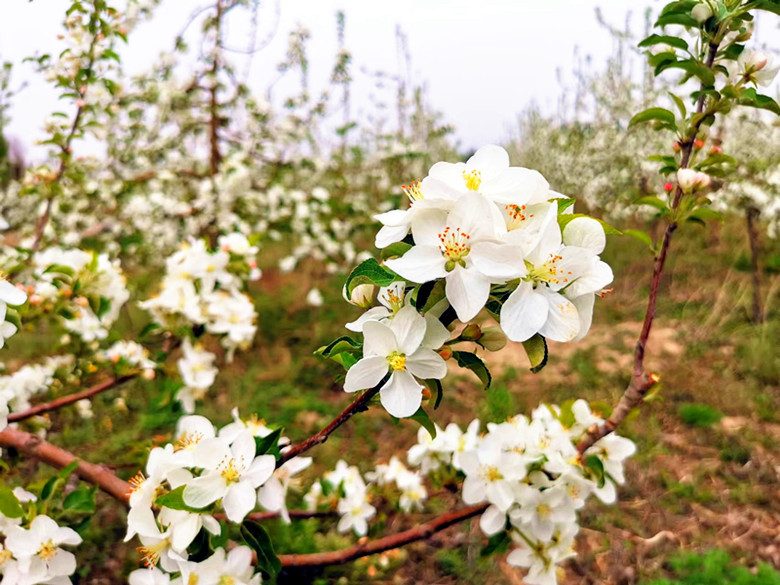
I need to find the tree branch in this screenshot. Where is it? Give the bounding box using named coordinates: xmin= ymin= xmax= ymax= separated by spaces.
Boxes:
xmin=277 ymin=380 xmax=385 ymax=467
xmin=0 ymin=426 xmax=131 ymax=504
xmin=7 ymin=374 xmax=137 ymax=424
xmin=278 ymin=503 xmax=487 ymax=568
xmin=578 ymin=40 xmax=721 ymax=454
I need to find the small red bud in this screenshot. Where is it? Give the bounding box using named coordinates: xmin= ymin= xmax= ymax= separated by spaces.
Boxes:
xmin=672 ymin=142 xmax=681 ymax=152
xmin=709 ymin=146 xmax=722 ymax=155
xmin=663 ymin=182 xmax=674 ymax=192
xmin=694 ymin=139 xmax=704 ymax=149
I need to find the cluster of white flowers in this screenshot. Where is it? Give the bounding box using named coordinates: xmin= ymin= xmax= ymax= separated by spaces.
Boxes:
xmin=374 ymin=145 xmax=612 ymax=344
xmin=99 ymin=340 xmax=157 ymax=377
xmin=0 ymin=488 xmax=82 ymax=585
xmin=28 ymin=248 xmax=130 ymax=342
xmin=0 ymin=356 xmax=74 ymax=432
xmin=125 ymin=412 xmax=309 ymax=573
xmin=367 ymin=455 xmax=428 ymax=513
xmin=406 ymin=401 xmax=635 ymax=585
xmin=0 ymin=280 xmax=26 ymax=348
xmin=128 ymin=546 xmax=260 ymax=585
xmin=140 ymin=236 xmax=259 ymax=359
xmin=305 ymin=460 xmax=376 ymax=536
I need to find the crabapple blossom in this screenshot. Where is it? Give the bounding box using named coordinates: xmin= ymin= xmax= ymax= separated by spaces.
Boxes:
xmin=344 ymin=305 xmax=448 ymax=418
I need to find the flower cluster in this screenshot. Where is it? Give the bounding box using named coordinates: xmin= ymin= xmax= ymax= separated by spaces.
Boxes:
xmin=373 ymin=145 xmax=612 ymax=344
xmin=407 ymin=401 xmax=635 ymax=585
xmin=140 ymin=235 xmax=259 ymax=358
xmin=0 ymin=279 xmax=26 ymax=348
xmin=0 ymin=489 xmax=82 ymax=585
xmin=125 ymin=412 xmax=308 ymax=573
xmin=27 ymin=248 xmax=130 ymax=342
xmin=305 ymin=460 xmax=376 ymax=536
xmin=98 ymin=340 xmax=157 ymax=378
xmin=0 ymin=356 xmax=74 ymax=433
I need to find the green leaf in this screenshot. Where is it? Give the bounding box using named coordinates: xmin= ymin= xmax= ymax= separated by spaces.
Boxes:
xmin=344 ymin=258 xmax=398 ymax=299
xmin=452 ymin=351 xmax=492 ymax=389
xmin=254 ymin=428 xmax=284 ymax=459
xmin=638 ymin=34 xmax=689 ymax=51
xmin=412 ymin=280 xmax=441 ymax=311
xmin=635 ymin=196 xmax=671 ymax=214
xmin=656 ymin=59 xmax=715 ymax=86
xmin=380 ymin=242 xmax=412 ymax=260
xmin=521 ymin=334 xmax=548 ymax=373
xmin=155 ymin=486 xmax=207 ymax=513
xmin=584 ymin=455 xmax=607 ymax=488
xmin=481 ymin=531 xmax=511 ymax=557
xmin=753 ymin=0 xmax=780 ymax=17
xmin=624 ymin=229 xmax=655 ymax=252
xmin=41 ymin=477 xmax=60 ymax=501
xmin=550 ymin=197 xmax=576 ymax=212
xmin=42 ymin=264 xmax=75 ymax=277
xmin=0 ymin=485 xmax=24 ymax=519
xmin=315 ymin=336 xmax=361 ymax=358
xmin=409 ymin=407 xmax=437 ymax=438
xmin=629 ymin=107 xmax=676 ymax=129
xmin=63 ymin=487 xmax=96 ymax=513
xmin=240 ymin=521 xmax=282 ymax=578
xmin=655 ymin=10 xmax=698 ymax=28
xmin=688 ymin=208 xmax=723 ymax=223
xmin=736 ymin=88 xmax=780 ymax=115
xmin=423 ymin=378 xmax=444 ymax=409
xmin=668 ymin=92 xmax=687 ymax=117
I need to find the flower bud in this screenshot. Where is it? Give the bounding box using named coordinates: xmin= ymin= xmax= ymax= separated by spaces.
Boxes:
xmin=663 ymin=182 xmax=674 ymax=192
xmin=709 ymin=146 xmax=722 ymax=155
xmin=676 ymin=168 xmax=699 ymax=192
xmin=745 ymin=50 xmax=769 ymax=72
xmin=342 ymin=283 xmax=375 ymax=308
xmin=695 ymin=171 xmax=711 ymax=189
xmin=438 ymin=345 xmax=453 ymax=360
xmin=691 ymin=2 xmax=713 ymax=23
xmin=672 ymin=142 xmax=681 ymax=152
xmin=460 ymin=323 xmax=482 ymax=341
xmin=478 ymin=327 xmax=508 ymax=351
xmin=693 ymin=139 xmax=704 ymax=149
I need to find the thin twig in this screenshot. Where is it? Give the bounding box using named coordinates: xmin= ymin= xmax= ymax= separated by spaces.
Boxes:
xmin=578 ymin=40 xmax=721 ymax=454
xmin=277 ymin=381 xmax=385 ymax=467
xmin=7 ymin=374 xmax=137 ymax=424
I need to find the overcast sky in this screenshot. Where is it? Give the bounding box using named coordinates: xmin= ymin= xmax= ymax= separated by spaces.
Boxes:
xmin=0 ymin=0 xmax=776 ymax=158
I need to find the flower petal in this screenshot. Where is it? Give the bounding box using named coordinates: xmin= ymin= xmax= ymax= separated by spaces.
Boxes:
xmin=385 ymin=246 xmax=446 ymax=284
xmin=343 ymin=355 xmax=388 ymax=393
xmin=538 ymin=288 xmax=580 ymax=342
xmin=445 ymin=268 xmax=490 ymax=322
xmin=470 ymin=241 xmax=526 ymax=281
xmin=563 ymin=217 xmax=606 ymax=254
xmin=406 ymin=348 xmax=447 ymax=380
xmin=362 ymin=320 xmax=397 ymax=356
xmin=379 ymin=371 xmax=423 ymax=418
xmin=500 ymin=282 xmax=548 ymax=342
xmin=390 ymin=305 xmax=426 ymax=355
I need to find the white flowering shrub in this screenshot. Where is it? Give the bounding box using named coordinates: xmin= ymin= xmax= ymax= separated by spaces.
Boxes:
xmin=0 ymin=1 xmax=777 ymax=585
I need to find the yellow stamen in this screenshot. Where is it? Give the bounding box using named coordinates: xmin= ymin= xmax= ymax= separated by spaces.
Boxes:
xmin=462 ymin=169 xmax=482 ymax=191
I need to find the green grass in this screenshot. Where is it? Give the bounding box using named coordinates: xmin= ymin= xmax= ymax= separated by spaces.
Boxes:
xmin=678 ymin=404 xmax=724 ymax=428
xmin=643 ymin=549 xmax=780 ymax=585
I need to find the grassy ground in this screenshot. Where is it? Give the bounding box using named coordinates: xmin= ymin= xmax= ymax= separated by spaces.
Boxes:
xmin=6 ymin=215 xmax=780 ymax=585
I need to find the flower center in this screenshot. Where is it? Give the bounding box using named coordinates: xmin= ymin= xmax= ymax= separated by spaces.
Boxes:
xmin=220 ymin=457 xmax=243 ymax=483
xmin=128 ymin=471 xmax=146 ymax=494
xmin=505 ymin=204 xmax=535 ymax=230
xmin=37 ymin=540 xmax=58 ymax=561
xmin=387 ymin=351 xmax=407 ymax=371
xmin=380 ymin=288 xmax=404 ymax=312
xmin=438 ymin=226 xmax=471 ymax=271
xmin=526 ymin=254 xmax=571 ymax=286
xmin=462 ymin=169 xmax=482 ymax=191
xmin=176 ymin=431 xmax=204 ymax=451
xmin=137 ymin=540 xmax=169 ymax=567
xmin=0 ymin=549 xmax=12 ymax=566
xmin=537 ymin=503 xmax=552 ymax=518
xmin=402 ymin=180 xmax=423 ymax=202
xmin=484 ymin=466 xmax=503 ymax=482
xmin=219 ymin=577 xmax=236 ymax=585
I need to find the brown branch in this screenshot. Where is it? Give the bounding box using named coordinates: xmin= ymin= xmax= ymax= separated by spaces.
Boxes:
xmin=578 ymin=40 xmax=721 ymax=454
xmin=7 ymin=374 xmax=137 ymax=424
xmin=236 ymin=510 xmax=337 ymax=522
xmin=278 ymin=503 xmax=487 ymax=568
xmin=0 ymin=426 xmax=131 ymax=504
xmin=277 ymin=381 xmax=385 ymax=468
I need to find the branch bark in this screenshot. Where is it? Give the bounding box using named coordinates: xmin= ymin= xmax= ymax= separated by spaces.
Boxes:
xmin=0 ymin=426 xmax=131 ymax=504
xmin=278 ymin=503 xmax=487 ymax=568
xmin=7 ymin=374 xmax=137 ymax=424
xmin=277 ymin=381 xmax=385 ymax=467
